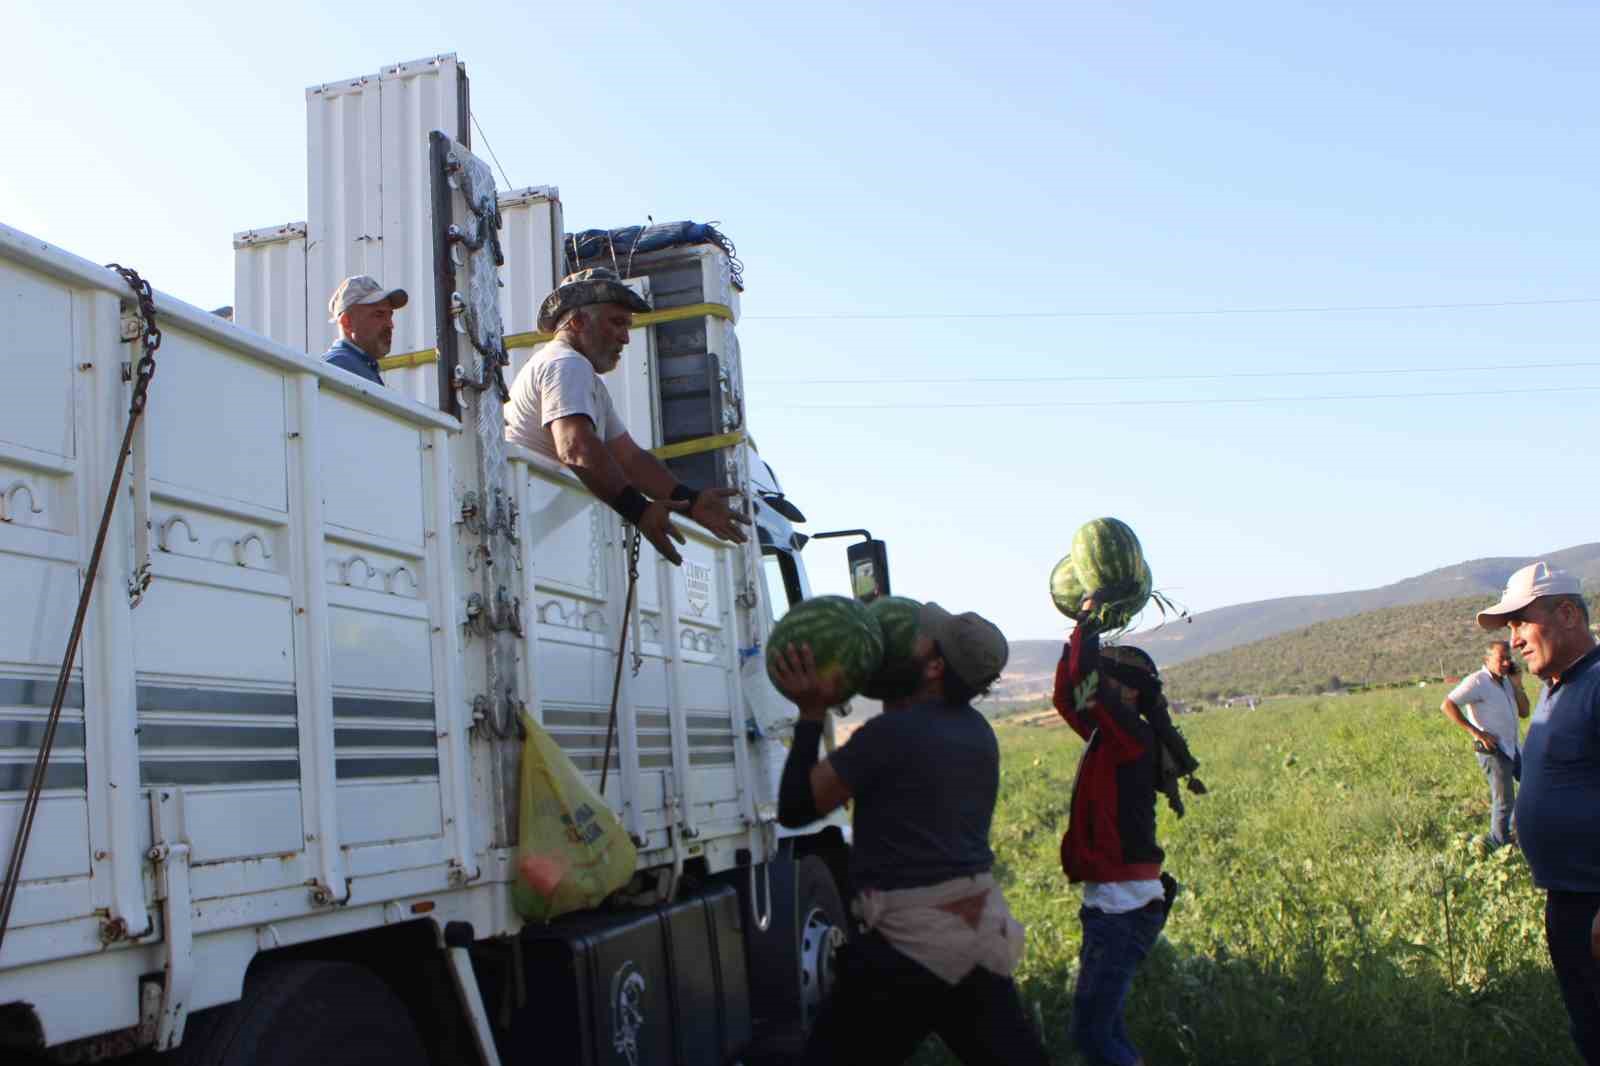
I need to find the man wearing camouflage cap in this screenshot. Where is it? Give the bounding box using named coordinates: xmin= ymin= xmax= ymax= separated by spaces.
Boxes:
xmin=322 ymin=275 xmax=408 ymax=386
xmin=773 ymin=604 xmax=1049 ymax=1065
xmin=504 ymin=267 xmax=748 ymax=565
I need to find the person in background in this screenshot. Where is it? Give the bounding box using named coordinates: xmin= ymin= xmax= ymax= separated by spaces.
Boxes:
xmin=1053 ymin=593 xmax=1202 ymax=1066
xmin=322 ymin=275 xmax=407 ymax=386
xmin=503 ymin=267 xmax=747 ymax=565
xmin=1477 ymin=562 xmax=1600 ymax=1065
xmin=774 ymin=604 xmax=1049 ymax=1066
xmin=1441 ymin=640 xmax=1529 ymax=848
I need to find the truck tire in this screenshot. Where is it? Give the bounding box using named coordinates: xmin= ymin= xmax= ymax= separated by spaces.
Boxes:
xmin=796 ymin=854 xmax=847 ymax=1034
xmin=172 ymin=960 xmax=428 ymax=1066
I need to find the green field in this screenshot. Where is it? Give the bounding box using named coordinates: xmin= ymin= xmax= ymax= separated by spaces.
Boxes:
xmin=909 ymin=685 xmax=1575 ymax=1065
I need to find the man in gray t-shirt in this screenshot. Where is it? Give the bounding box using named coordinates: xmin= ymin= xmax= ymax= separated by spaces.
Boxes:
xmin=503 ymin=268 xmax=747 ymax=564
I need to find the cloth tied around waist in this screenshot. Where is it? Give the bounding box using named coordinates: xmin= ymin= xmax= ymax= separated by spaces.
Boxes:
xmin=854 ymin=873 xmax=1027 ymax=985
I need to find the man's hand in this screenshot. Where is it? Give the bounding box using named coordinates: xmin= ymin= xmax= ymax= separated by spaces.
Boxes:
xmin=637 ymin=500 xmax=690 ymax=565
xmin=769 ymin=643 xmax=835 ymax=720
xmin=1476 ymin=729 xmax=1501 ymax=754
xmin=689 ymin=488 xmax=751 ymax=544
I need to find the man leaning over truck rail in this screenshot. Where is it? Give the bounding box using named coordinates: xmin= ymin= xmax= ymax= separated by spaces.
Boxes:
xmin=773 ymin=604 xmax=1050 ymax=1066
xmin=1477 ymin=562 xmax=1600 ymax=1066
xmin=322 ymin=274 xmax=407 ymax=386
xmin=504 ymin=267 xmax=748 ymax=565
xmin=1441 ymin=640 xmax=1529 ymax=849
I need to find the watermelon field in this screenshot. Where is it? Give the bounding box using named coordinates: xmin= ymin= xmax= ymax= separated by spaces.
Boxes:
xmin=903 ymin=685 xmax=1578 ymax=1065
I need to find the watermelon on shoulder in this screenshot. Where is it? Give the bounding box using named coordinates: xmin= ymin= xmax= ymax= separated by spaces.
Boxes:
xmin=861 ymin=596 xmax=923 ymax=700
xmin=766 ymin=595 xmax=885 ymax=704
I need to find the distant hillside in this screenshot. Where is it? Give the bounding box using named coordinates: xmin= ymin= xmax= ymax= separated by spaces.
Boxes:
xmin=1133 ymin=542 xmax=1600 ymax=667
xmin=1162 ymin=591 xmax=1600 ymax=700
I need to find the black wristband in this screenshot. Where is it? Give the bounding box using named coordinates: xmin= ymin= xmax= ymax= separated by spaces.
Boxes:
xmin=670 ymin=483 xmax=703 ymax=509
xmin=610 ymin=486 xmax=650 ymax=525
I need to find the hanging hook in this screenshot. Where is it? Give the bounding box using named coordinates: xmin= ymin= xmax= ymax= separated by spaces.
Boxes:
xmin=233 ymin=533 xmax=272 ymax=567
xmin=339 ymin=556 xmax=376 ymax=586
xmin=1 ymin=482 xmax=44 ymax=523
xmin=158 ymin=515 xmax=199 ymax=552
xmin=386 ymin=565 xmax=418 ymax=595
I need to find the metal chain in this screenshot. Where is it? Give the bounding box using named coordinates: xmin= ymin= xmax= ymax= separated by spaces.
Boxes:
xmin=599 ymin=529 xmax=644 ymax=794
xmin=0 ymin=265 xmax=160 ymax=954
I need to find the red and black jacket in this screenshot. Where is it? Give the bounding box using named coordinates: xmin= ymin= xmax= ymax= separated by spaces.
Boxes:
xmin=1052 ymin=626 xmax=1163 ymax=884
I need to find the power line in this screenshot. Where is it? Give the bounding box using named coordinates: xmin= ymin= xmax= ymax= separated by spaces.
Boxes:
xmin=767 ymin=383 xmax=1600 ymax=412
xmin=748 ymin=359 xmax=1600 ymax=387
xmin=469 ymin=111 xmax=514 ymax=191
xmin=742 ymin=296 xmax=1600 ymax=322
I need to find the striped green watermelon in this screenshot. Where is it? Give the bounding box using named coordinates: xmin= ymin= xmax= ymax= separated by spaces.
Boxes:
xmin=1099 ymin=557 xmax=1153 ymax=631
xmin=1070 ymin=517 xmax=1145 ymax=600
xmin=766 ymin=595 xmax=884 ymax=703
xmin=861 ymin=596 xmax=924 ymax=700
xmin=1049 ymin=555 xmax=1091 ymax=620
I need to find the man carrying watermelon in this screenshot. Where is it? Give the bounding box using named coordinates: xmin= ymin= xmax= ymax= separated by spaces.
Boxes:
xmin=772 ymin=603 xmax=1049 ymax=1066
xmin=1053 ymin=592 xmax=1201 ymax=1066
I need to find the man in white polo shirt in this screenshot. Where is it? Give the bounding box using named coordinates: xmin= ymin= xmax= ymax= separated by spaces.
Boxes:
xmin=503 ymin=267 xmax=747 ymax=566
xmin=1442 ymin=639 xmax=1530 ymax=848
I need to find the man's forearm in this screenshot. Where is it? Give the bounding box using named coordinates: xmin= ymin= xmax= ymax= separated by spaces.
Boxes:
xmin=618 ymin=446 xmax=683 ymax=501
xmin=559 ymin=431 xmax=633 ymax=503
xmin=1441 ymin=699 xmax=1481 ymax=738
xmin=777 ymin=719 xmax=824 ymax=828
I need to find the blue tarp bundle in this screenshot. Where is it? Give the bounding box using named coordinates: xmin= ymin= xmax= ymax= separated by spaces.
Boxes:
xmin=566 ymin=221 xmax=743 ymax=289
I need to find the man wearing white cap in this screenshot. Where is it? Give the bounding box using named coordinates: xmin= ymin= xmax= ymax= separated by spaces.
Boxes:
xmin=322 ymin=275 xmax=408 ymax=386
xmin=1477 ymin=561 xmax=1600 ymax=1064
xmin=1441 ymin=640 xmax=1528 ymax=849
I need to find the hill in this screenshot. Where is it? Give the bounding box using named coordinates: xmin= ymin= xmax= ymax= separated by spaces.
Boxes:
xmin=1161 ymin=591 xmax=1600 ymax=700
xmin=1131 ymin=542 xmax=1600 ymax=667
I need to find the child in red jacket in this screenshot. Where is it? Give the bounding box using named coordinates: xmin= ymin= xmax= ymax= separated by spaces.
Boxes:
xmin=1054 ymin=609 xmax=1201 ymax=1066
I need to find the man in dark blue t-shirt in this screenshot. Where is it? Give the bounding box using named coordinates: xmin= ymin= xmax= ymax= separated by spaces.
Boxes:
xmin=774 ymin=602 xmax=1048 ymax=1066
xmin=1478 ymin=562 xmax=1600 ymax=1065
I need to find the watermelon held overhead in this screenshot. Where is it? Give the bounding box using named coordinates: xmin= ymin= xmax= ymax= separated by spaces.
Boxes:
xmin=861 ymin=596 xmax=923 ymax=700
xmin=1070 ymin=517 xmax=1146 ymax=603
xmin=1052 ymin=517 xmax=1154 ymax=629
xmin=1049 ymin=555 xmax=1091 ymax=620
xmin=766 ymin=595 xmax=885 ymax=704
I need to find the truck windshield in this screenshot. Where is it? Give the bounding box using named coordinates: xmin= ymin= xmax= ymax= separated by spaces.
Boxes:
xmin=761 ymin=550 xmax=802 ymax=624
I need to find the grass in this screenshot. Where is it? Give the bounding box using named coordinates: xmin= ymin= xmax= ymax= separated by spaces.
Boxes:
xmin=907 ymin=685 xmax=1575 ymax=1065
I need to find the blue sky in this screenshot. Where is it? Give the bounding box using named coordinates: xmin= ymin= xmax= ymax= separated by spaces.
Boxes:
xmin=5 ymin=1 xmax=1596 ymax=641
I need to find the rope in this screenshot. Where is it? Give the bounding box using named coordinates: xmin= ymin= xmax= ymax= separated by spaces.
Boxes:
xmin=0 ymin=265 xmax=160 ymax=953
xmin=599 ymin=528 xmax=643 ymax=794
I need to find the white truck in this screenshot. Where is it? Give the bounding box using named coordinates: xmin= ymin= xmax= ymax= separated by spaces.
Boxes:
xmin=0 ymin=53 xmax=879 ymax=1065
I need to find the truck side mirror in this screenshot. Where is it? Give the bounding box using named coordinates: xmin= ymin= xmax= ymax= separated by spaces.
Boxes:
xmin=812 ymin=529 xmax=891 ymax=603
xmin=847 ymin=540 xmax=890 ymax=602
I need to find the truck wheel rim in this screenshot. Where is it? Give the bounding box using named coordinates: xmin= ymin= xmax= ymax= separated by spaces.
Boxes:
xmin=798 ymin=906 xmax=844 ymax=1027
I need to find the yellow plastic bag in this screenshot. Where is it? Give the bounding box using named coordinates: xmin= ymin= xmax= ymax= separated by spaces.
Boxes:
xmin=512 ymin=712 xmax=638 ymax=922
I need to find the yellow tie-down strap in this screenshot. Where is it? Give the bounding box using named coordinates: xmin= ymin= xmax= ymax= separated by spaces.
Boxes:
xmin=650 ymin=429 xmax=745 ymax=461
xmin=377 ymin=301 xmax=735 ymax=373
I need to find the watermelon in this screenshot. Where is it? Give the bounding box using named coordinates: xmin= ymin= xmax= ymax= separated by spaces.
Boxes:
xmin=1049 ymin=555 xmax=1091 ymax=620
xmin=766 ymin=595 xmax=884 ymax=703
xmin=1070 ymin=517 xmax=1146 ymax=603
xmin=1051 ymin=517 xmax=1153 ymax=629
xmin=1099 ymin=557 xmax=1153 ymax=631
xmin=861 ymin=596 xmax=924 ymax=700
